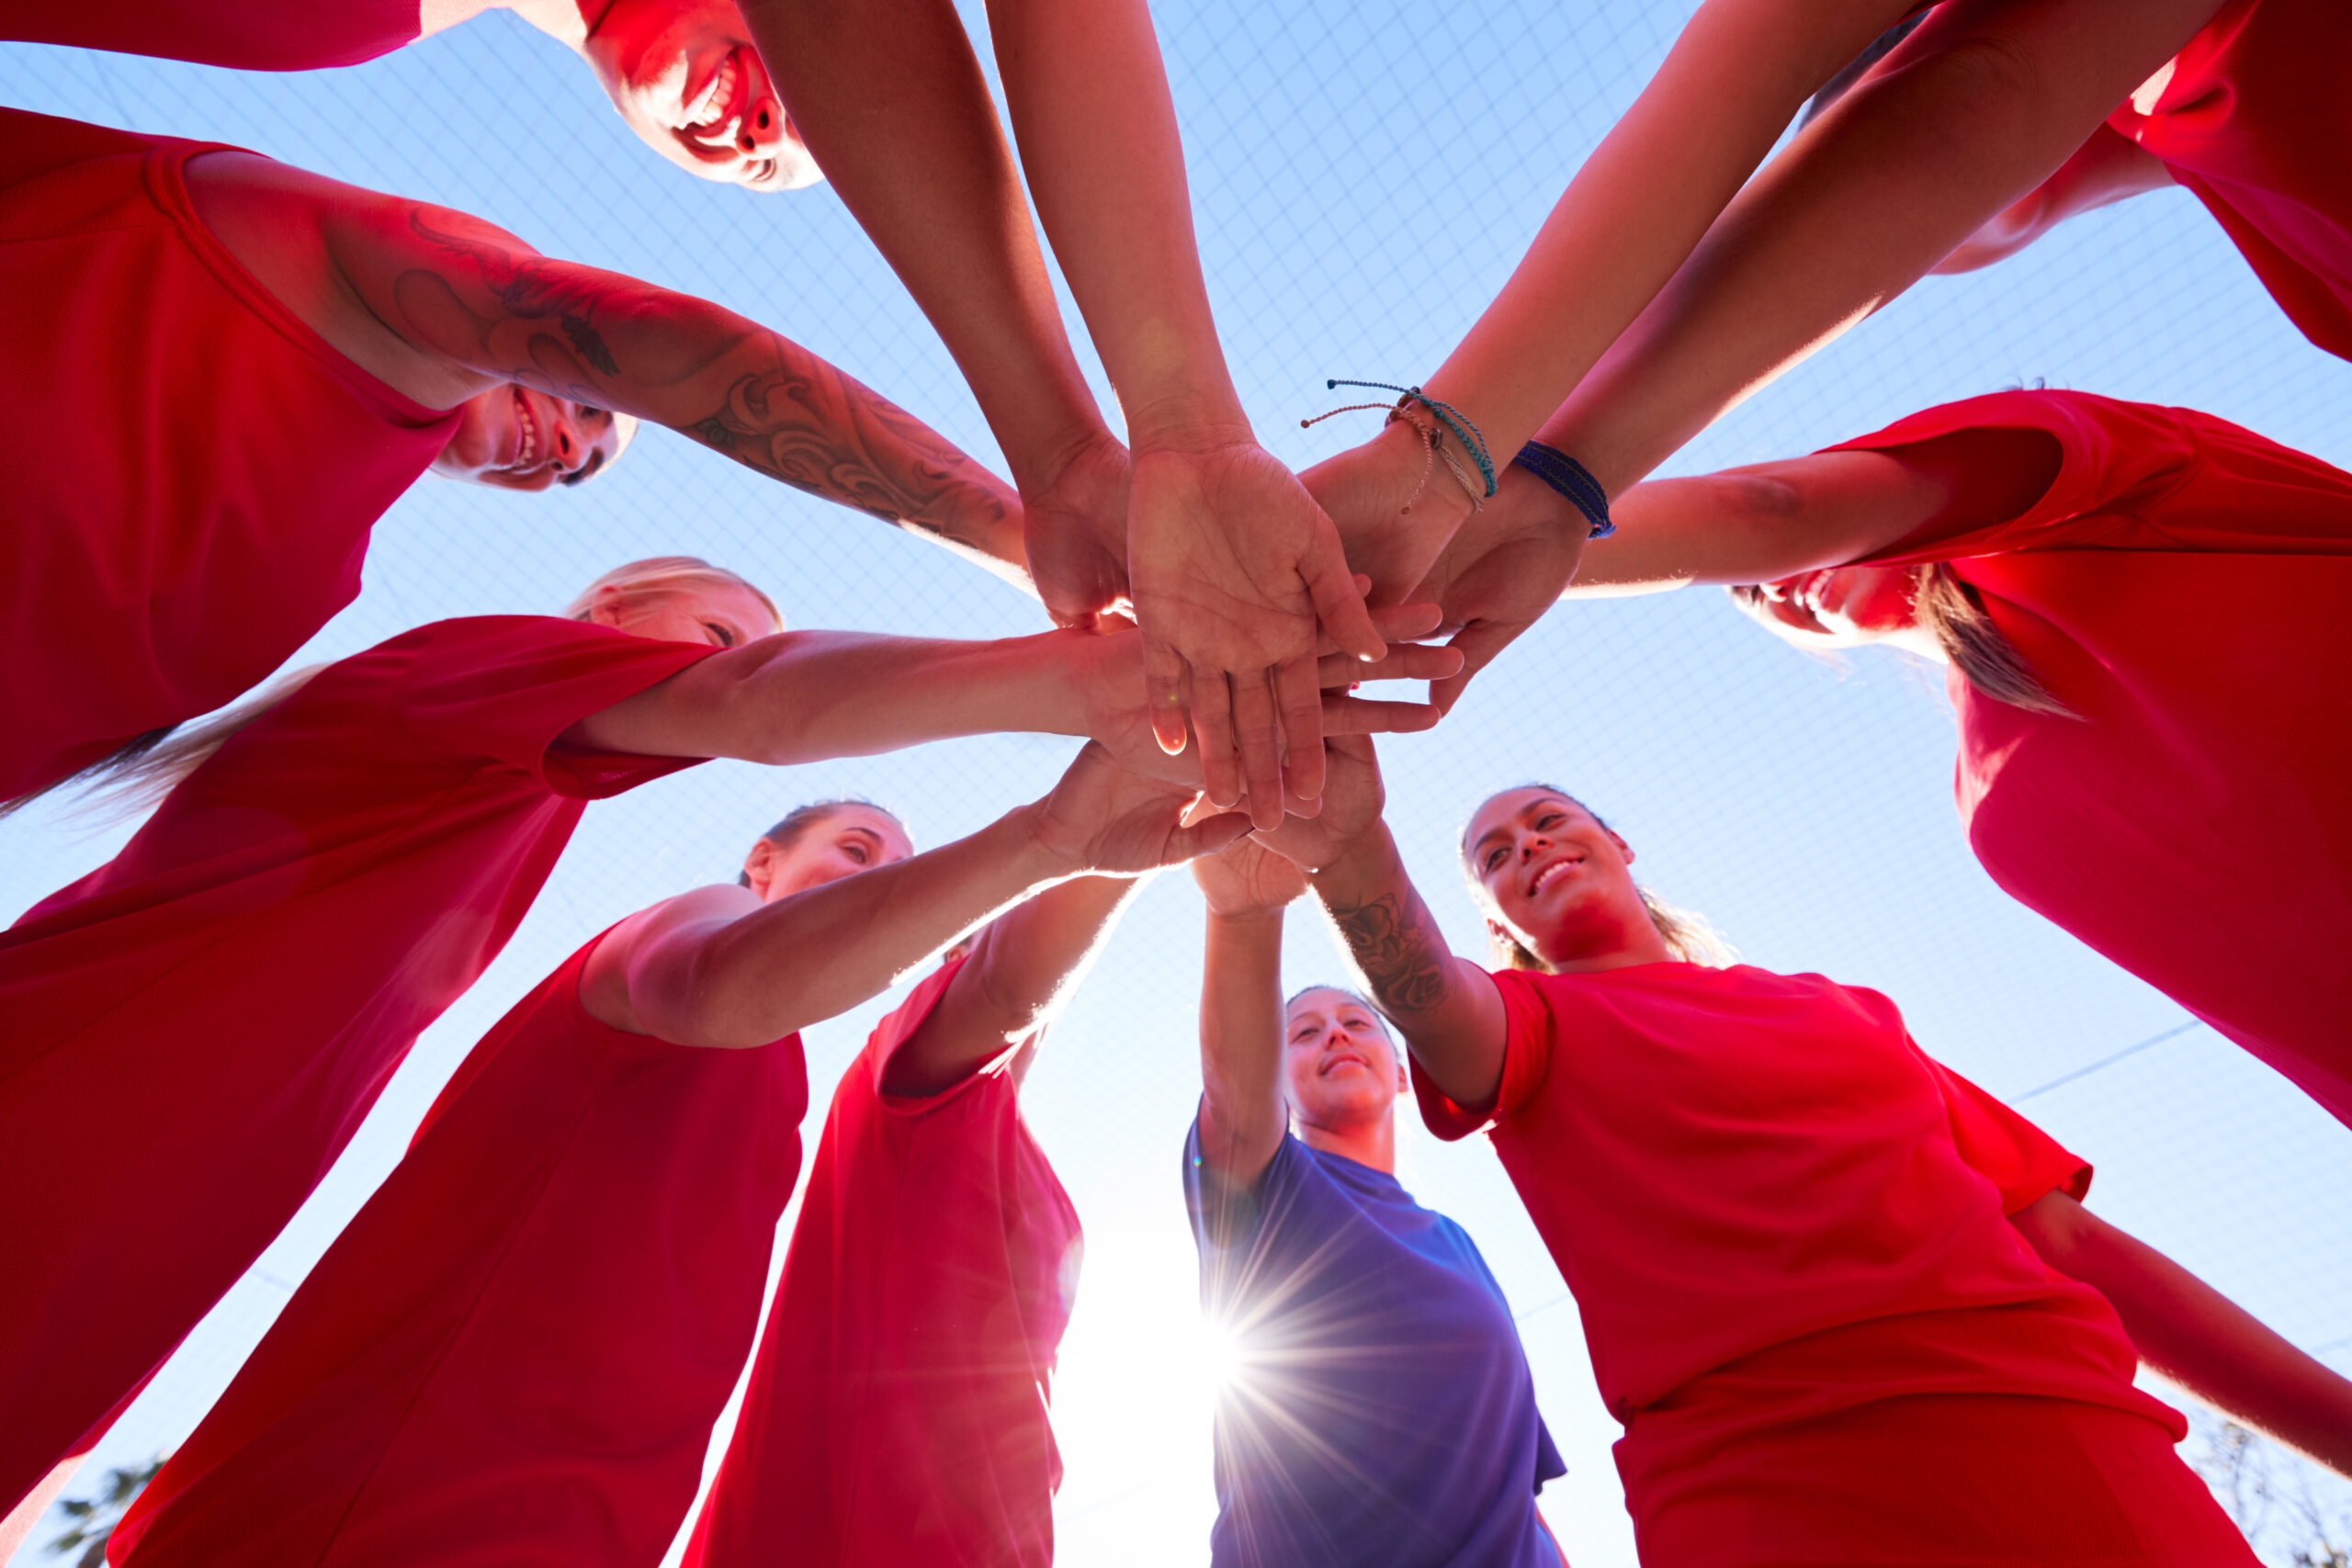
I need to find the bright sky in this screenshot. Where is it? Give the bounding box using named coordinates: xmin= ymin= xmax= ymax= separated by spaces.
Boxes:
xmin=6 ymin=5 xmax=2352 ymax=1565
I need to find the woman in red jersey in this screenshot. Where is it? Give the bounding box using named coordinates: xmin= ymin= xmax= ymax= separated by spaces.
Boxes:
xmin=1301 ymin=0 xmax=2351 ymax=705
xmin=1442 ymin=386 xmax=2352 ymax=1132
xmin=1254 ymin=742 xmax=2352 ymax=1566
xmin=107 ymin=753 xmax=1248 ymax=1568
xmin=684 ymin=859 xmax=1140 ymax=1567
xmin=2 ymin=0 xmax=813 ymax=190
xmin=0 ymin=551 xmax=1448 ymax=1522
xmin=0 ymin=107 xmax=1028 ymax=811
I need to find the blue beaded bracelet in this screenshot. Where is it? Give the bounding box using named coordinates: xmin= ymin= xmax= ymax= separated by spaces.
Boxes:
xmin=1512 ymin=442 xmax=1614 ymax=538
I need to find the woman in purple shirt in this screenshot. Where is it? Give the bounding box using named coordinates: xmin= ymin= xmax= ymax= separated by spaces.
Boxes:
xmin=1185 ymin=837 xmax=1566 ymax=1568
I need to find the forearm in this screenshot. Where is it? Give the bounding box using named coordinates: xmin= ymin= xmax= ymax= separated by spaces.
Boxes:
xmin=572 ymin=627 xmax=1101 ymax=763
xmin=1563 ymin=451 xmax=1953 ymax=594
xmin=1419 ymin=0 xmax=1916 ymax=459
xmin=734 ymin=0 xmax=1116 ymax=488
xmin=965 ymin=872 xmax=1143 ymax=1036
xmin=1307 ymin=825 xmax=1503 ymax=1108
xmin=371 ymin=205 xmax=1029 ymax=575
xmin=548 ymin=286 xmax=1029 ymax=578
xmin=1534 ymin=0 xmax=2221 ymax=495
xmin=987 ymin=0 xmax=1245 ymax=441
xmin=1196 ymin=908 xmax=1289 ymax=1177
xmin=2016 ymin=1195 xmax=2352 ymax=1477
xmin=652 ymin=809 xmax=1068 ymax=1046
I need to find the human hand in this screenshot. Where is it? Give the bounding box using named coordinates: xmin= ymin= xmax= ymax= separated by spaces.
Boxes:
xmin=1190 ymin=831 xmax=1312 ymax=917
xmin=1251 ymin=733 xmax=1387 ymax=875
xmin=1299 ymin=417 xmax=1478 ymax=609
xmin=1069 ymin=610 xmax=1462 ymax=803
xmin=1021 ymin=429 xmax=1134 ymax=631
xmin=1126 ymin=436 xmax=1386 ymax=826
xmin=1027 ymin=740 xmax=1252 ymax=875
xmin=1409 ymin=464 xmax=1588 ymax=713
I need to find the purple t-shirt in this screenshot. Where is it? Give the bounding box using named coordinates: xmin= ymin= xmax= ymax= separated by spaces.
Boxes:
xmin=1184 ymin=1120 xmax=1565 ymax=1568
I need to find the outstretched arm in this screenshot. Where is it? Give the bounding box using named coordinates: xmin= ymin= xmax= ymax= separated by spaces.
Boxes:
xmin=184 ymin=150 xmax=1030 ymax=587
xmin=2011 ymin=1190 xmax=2352 ymax=1479
xmin=733 ymin=0 xmax=1135 ymax=627
xmin=584 ymin=742 xmax=1251 ymax=1048
xmin=1932 ymin=122 xmax=2176 ymax=275
xmin=1254 ymin=737 xmax=1507 ymax=1108
xmin=1531 ymin=0 xmax=2222 ymax=498
xmin=881 ymin=872 xmax=1145 ymax=1095
xmin=1396 ymin=413 xmax=2059 ymax=708
xmin=564 ymin=615 xmax=1463 ymax=779
xmin=986 ymin=0 xmax=1386 ymax=820
xmin=1191 ymin=838 xmax=1314 ymax=1182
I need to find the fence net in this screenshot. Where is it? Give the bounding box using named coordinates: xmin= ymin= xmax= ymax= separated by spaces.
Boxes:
xmin=5 ymin=5 xmax=2350 ymax=1564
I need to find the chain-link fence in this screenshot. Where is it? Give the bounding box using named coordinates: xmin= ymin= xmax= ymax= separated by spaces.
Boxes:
xmin=6 ymin=5 xmax=2349 ymax=1563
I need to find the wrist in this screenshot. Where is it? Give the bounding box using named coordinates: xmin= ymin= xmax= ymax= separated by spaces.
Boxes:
xmin=1004 ymin=799 xmax=1088 ymax=884
xmin=1204 ymin=905 xmax=1287 ymax=930
xmin=1123 ymin=388 xmax=1254 ymax=454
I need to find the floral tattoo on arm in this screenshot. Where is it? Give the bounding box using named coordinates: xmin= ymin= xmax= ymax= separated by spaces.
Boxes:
xmin=1323 ymin=886 xmax=1454 ymax=1019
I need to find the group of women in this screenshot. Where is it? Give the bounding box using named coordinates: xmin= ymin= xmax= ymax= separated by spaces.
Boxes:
xmin=3 ymin=0 xmax=2349 ymax=1563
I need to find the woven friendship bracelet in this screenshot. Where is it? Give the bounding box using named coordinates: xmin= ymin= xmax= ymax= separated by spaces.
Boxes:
xmin=1325 ymin=379 xmax=1498 ymax=499
xmin=1512 ymin=441 xmax=1615 ymax=538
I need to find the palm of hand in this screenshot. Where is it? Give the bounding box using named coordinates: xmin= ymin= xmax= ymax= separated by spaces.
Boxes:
xmin=1023 ymin=434 xmax=1133 ymax=630
xmin=1126 ymin=442 xmax=1349 ymax=676
xmin=1037 ymin=741 xmax=1245 ymax=874
xmin=1193 ymin=834 xmax=1310 ymax=914
xmin=1252 ymin=736 xmax=1385 ymax=873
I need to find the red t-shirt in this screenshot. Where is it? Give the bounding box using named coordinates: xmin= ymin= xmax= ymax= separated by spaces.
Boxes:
xmin=0 ymin=615 xmax=713 ymax=1512
xmin=0 ymin=110 xmax=462 ymax=804
xmin=2105 ymin=0 xmax=2352 ymax=363
xmin=108 ymin=932 xmax=809 ymax=1568
xmin=1414 ymin=964 xmax=2178 ymax=1487
xmin=1831 ymin=389 xmax=2352 ymax=1127
xmin=0 ymin=0 xmax=498 ymax=71
xmin=684 ymin=959 xmax=1084 ymax=1568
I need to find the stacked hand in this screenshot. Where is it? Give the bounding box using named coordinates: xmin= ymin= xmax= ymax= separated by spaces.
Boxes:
xmin=1026 ymin=740 xmax=1252 ymax=876
xmin=1125 ymin=437 xmax=1388 ymax=826
xmin=1021 ymin=427 xmax=1135 ymax=634
xmin=1190 ymin=831 xmax=1310 ymax=918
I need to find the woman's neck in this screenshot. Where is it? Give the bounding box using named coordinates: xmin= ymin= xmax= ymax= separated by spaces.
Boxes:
xmin=1297 ymin=1111 xmax=1396 ymax=1174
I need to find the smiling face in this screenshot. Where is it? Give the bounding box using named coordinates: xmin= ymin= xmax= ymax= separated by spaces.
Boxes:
xmin=432 ymin=386 xmax=635 ymax=491
xmin=1281 ymin=987 xmax=1404 ymax=1134
xmin=744 ymin=805 xmax=914 ymax=902
xmin=579 ymin=0 xmax=819 ymax=191
xmin=1463 ymin=787 xmax=1655 ymax=967
xmin=1730 ymin=563 xmax=1924 ymax=650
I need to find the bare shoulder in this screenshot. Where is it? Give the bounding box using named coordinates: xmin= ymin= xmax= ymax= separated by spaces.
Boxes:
xmin=578 ymin=882 xmax=763 ymax=1033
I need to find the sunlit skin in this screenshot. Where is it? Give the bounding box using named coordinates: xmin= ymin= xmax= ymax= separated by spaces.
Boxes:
xmin=579 ymin=578 xmax=782 ymax=650
xmin=1281 ymin=987 xmax=1403 ymax=1174
xmin=572 ymin=0 xmax=818 ymax=191
xmin=428 ymin=385 xmax=637 ymax=491
xmin=1728 ymin=562 xmax=1946 ymax=660
xmin=1462 ymin=787 xmax=1675 ymax=974
xmin=741 ymin=806 xmax=916 ymax=902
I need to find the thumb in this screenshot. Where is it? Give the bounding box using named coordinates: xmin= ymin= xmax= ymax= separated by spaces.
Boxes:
xmin=1143 ymin=633 xmax=1192 ymax=756
xmin=1298 ymin=528 xmax=1386 ymax=664
xmin=1167 ymin=809 xmax=1256 ymax=863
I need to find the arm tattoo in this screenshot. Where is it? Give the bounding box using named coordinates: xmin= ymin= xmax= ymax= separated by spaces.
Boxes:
xmin=410 ymin=209 xmax=619 ymax=377
xmin=395 ymin=206 xmax=1010 ymax=544
xmin=1324 ymin=888 xmax=1453 ymax=1019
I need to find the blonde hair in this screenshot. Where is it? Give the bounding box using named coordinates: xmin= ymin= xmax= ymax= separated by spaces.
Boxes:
xmin=1911 ymin=563 xmax=2075 ymax=718
xmin=1729 ymin=563 xmax=2075 ymax=720
xmin=562 ymin=556 xmax=782 ymax=632
xmin=7 ymin=557 xmax=780 ymax=821
xmin=1463 ymin=785 xmax=1737 ymax=971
